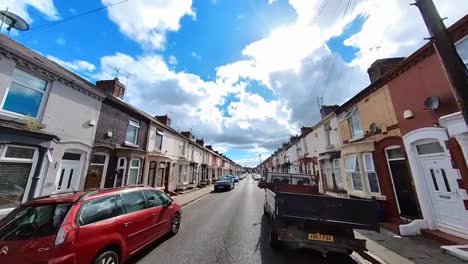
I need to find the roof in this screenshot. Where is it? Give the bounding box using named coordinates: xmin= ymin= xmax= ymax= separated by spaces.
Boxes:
xmin=336 ymin=14 xmax=468 ymax=114
xmin=0 ymin=35 xmax=106 ymax=99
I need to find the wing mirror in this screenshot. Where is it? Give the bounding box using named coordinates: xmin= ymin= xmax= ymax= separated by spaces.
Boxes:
xmin=164 ymin=200 xmax=173 ymax=207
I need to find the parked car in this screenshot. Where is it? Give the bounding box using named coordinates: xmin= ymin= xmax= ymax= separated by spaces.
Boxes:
xmin=214 ymin=176 xmax=235 ymax=191
xmin=252 ymin=174 xmax=261 ymax=181
xmin=0 ymin=186 xmax=182 ymax=264
xmin=232 ymin=175 xmax=240 ymax=183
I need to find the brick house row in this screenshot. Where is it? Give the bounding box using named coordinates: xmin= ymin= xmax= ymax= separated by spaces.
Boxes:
xmin=258 ymin=15 xmax=468 ymax=240
xmin=0 ymin=35 xmax=243 ymax=218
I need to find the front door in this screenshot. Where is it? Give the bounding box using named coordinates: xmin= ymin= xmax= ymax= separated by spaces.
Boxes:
xmin=421 ymin=157 xmax=467 ymax=232
xmin=388 ymin=159 xmax=419 ymax=218
xmin=55 ymin=152 xmax=82 ymax=193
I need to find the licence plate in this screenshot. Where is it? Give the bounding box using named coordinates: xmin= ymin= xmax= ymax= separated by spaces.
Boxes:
xmin=308 ymin=233 xmax=334 ymax=242
xmin=218 ymin=186 xmax=224 ymax=188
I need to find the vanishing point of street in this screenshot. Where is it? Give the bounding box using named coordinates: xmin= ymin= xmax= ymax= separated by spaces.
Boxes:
xmin=129 ymin=177 xmax=355 ymax=264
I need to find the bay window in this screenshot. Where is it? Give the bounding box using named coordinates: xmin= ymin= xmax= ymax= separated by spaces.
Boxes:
xmin=346 ymin=154 xmax=363 ymax=191
xmin=333 ymin=159 xmax=342 ymax=187
xmin=364 ymin=153 xmax=380 ymax=193
xmin=0 ymin=145 xmax=38 ymax=210
xmin=127 ymin=159 xmax=141 ymax=185
xmin=125 ymin=119 xmax=139 ymax=145
xmin=2 ymin=68 xmax=48 ymax=118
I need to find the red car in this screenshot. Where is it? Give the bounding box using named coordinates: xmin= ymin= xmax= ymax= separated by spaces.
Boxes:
xmin=0 ymin=185 xmax=182 ymax=264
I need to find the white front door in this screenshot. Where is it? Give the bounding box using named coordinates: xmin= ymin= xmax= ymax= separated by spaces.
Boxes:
xmin=421 ymin=157 xmax=467 ymax=232
xmin=55 ymin=152 xmax=82 ymax=193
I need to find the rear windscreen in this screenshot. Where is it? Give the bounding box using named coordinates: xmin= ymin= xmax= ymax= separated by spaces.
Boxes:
xmin=0 ymin=203 xmax=72 ymax=241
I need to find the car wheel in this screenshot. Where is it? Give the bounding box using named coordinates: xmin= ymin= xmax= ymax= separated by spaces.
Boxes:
xmin=169 ymin=213 xmax=181 ymax=236
xmin=93 ymin=250 xmax=119 ymax=264
xmin=268 ymin=217 xmax=281 ymax=250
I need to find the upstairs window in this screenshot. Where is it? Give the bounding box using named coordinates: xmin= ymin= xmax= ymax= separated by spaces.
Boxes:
xmin=2 ymin=69 xmax=48 ymax=118
xmin=342 ymin=108 xmax=363 ymax=139
xmin=456 ymin=36 xmax=468 ymax=68
xmin=324 ymin=122 xmax=332 ymax=147
xmin=125 ymin=119 xmax=139 ymax=144
xmin=155 ymin=129 xmax=164 ymax=151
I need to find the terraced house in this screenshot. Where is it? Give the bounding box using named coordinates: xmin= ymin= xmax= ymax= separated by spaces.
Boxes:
xmin=0 ymin=35 xmax=105 ymax=218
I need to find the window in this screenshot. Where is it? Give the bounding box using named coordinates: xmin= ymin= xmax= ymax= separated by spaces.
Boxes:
xmin=0 ymin=203 xmax=71 ymax=240
xmin=363 ymin=153 xmax=380 ymax=193
xmin=125 ymin=119 xmax=139 ymax=144
xmin=2 ymin=68 xmax=48 ymax=118
xmin=156 ymin=191 xmax=172 ymax=205
xmin=79 ymin=196 xmax=122 ymax=225
xmin=181 ymin=142 xmax=186 ymax=156
xmin=456 ymin=37 xmax=468 ymax=68
xmin=143 ymin=190 xmax=164 ymax=207
xmin=342 ymin=108 xmax=363 ymax=138
xmin=346 ymin=154 xmax=363 ymax=191
xmin=127 ymin=159 xmax=141 ymax=185
xmin=120 ymin=191 xmax=148 ymax=213
xmin=386 ymin=147 xmax=404 ymax=160
xmin=416 ymin=142 xmax=444 ymax=155
xmin=333 ymin=159 xmax=342 ymax=186
xmin=0 ymin=145 xmax=37 ymax=210
xmin=178 ymin=164 xmax=183 ymax=183
xmin=155 ymin=129 xmax=164 ymax=151
xmin=324 ymin=123 xmax=332 ymax=147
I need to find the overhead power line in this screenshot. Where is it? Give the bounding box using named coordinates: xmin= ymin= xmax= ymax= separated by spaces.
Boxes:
xmin=18 ymin=0 xmax=129 ymax=36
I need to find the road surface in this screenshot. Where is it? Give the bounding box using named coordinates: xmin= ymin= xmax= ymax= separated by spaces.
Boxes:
xmin=129 ymin=176 xmax=356 ymax=264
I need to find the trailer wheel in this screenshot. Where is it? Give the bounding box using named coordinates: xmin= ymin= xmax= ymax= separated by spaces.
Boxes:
xmin=268 ymin=217 xmax=281 ymax=250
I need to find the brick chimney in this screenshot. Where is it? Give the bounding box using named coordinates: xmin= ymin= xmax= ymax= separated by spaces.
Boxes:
xmin=300 ymin=126 xmax=312 ymax=135
xmin=196 ymin=138 xmax=204 ymax=146
xmin=367 ymin=58 xmax=405 ymax=83
xmin=155 ymin=115 xmax=171 ymax=127
xmin=96 ymin=78 xmax=126 ymax=99
xmin=320 ymin=105 xmax=339 ymax=118
xmin=181 ymin=131 xmax=193 ymax=139
xmin=206 ymin=145 xmax=213 ymax=150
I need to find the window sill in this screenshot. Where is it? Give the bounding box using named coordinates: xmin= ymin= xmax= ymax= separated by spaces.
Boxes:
xmin=348 ymin=190 xmax=386 ymax=200
xmin=124 ymin=142 xmax=139 ymax=148
xmin=348 ymin=135 xmax=365 ymax=142
xmin=325 ymin=144 xmax=335 ymax=149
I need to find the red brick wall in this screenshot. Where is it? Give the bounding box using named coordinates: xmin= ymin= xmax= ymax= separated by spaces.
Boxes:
xmin=374 ymin=137 xmax=403 ymax=221
xmin=387 ymin=52 xmax=459 ymax=135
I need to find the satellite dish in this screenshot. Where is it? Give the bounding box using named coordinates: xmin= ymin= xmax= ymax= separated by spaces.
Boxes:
xmin=369 ymin=122 xmax=380 ymax=133
xmin=424 ymin=95 xmax=440 ymax=111
xmin=0 ymin=10 xmax=29 ymax=32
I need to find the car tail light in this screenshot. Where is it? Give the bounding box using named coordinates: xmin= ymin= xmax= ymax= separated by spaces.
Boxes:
xmin=55 ymin=223 xmax=78 ymax=246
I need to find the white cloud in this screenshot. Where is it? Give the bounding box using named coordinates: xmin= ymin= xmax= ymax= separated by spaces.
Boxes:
xmin=102 ymin=0 xmax=195 ymax=50
xmin=46 ymin=55 xmax=96 ymax=73
xmin=168 ymin=55 xmax=178 ymax=66
xmin=56 ymin=37 xmax=66 ymax=46
xmin=191 ymin=51 xmax=201 ymax=61
xmin=0 ymin=0 xmax=60 ymax=24
xmin=345 ymin=0 xmax=468 ymax=69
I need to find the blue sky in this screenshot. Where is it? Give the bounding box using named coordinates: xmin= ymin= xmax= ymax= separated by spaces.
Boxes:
xmin=3 ymin=0 xmax=466 ymax=167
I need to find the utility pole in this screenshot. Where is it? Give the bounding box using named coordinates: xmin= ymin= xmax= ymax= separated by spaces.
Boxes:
xmin=412 ymin=0 xmax=468 ymax=125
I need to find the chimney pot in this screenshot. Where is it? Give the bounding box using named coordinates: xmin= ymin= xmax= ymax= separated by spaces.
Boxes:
xmin=367 ymin=58 xmax=405 ymax=83
xmin=96 ymin=78 xmax=126 ymax=99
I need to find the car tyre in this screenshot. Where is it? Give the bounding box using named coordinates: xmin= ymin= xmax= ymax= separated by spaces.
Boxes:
xmin=169 ymin=213 xmax=181 ymax=236
xmin=268 ymin=217 xmax=281 ymax=250
xmin=93 ymin=250 xmax=119 ymax=264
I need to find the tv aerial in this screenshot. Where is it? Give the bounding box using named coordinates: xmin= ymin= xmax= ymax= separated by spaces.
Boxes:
xmin=107 ymin=65 xmax=136 ymax=86
xmin=0 ymin=8 xmax=29 ymax=32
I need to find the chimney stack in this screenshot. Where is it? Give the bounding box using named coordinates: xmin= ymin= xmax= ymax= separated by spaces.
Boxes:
xmin=96 ymin=78 xmax=126 ymax=99
xmin=300 ymin=126 xmax=312 ymax=135
xmin=196 ymin=138 xmax=204 ymax=146
xmin=320 ymin=105 xmax=339 ymax=118
xmin=367 ymin=58 xmax=405 ymax=83
xmin=155 ymin=115 xmax=172 ymax=127
xmin=181 ymin=131 xmax=193 ymax=140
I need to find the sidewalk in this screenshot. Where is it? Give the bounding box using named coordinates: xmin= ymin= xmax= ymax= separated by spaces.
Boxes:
xmin=172 ymin=186 xmax=214 ymax=207
xmin=356 ymin=229 xmax=466 ymax=264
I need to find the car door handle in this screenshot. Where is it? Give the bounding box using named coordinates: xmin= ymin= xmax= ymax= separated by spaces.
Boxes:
xmin=123 ymin=221 xmax=132 ymax=227
xmin=152 ymin=213 xmax=158 ymax=217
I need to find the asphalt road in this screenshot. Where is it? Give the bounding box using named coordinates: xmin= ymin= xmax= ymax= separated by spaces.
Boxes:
xmin=129 ymin=176 xmax=356 ymax=264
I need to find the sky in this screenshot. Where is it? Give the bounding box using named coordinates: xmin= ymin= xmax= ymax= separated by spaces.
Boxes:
xmin=2 ymin=0 xmax=467 ymax=167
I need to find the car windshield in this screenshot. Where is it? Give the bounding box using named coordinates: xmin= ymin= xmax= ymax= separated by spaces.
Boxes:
xmin=218 ymin=177 xmax=230 ymax=181
xmin=0 ymin=203 xmax=72 ymax=241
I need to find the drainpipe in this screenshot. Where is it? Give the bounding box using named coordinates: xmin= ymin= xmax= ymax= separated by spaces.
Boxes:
xmin=28 ymin=147 xmax=46 ymax=201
